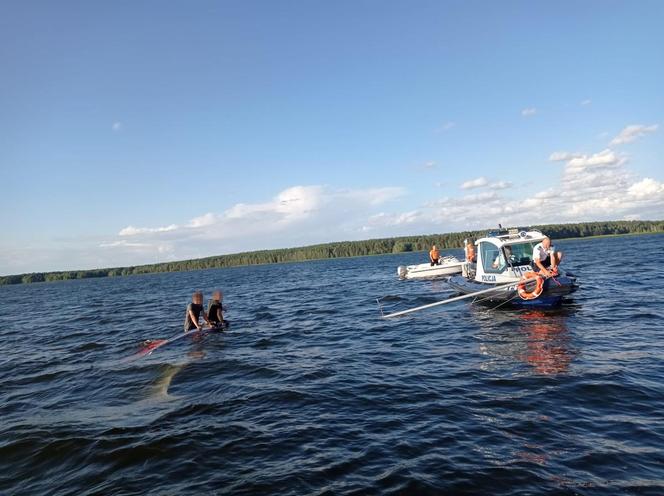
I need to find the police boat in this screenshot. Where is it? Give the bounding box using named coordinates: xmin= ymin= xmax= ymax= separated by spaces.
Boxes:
xmin=446 ymin=229 xmax=578 ymax=307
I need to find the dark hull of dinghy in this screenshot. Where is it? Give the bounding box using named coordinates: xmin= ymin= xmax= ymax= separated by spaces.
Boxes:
xmin=446 ymin=274 xmax=578 ymax=308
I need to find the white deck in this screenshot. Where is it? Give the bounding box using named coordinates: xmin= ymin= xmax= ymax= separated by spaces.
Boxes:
xmin=398 ymin=257 xmax=463 ymax=280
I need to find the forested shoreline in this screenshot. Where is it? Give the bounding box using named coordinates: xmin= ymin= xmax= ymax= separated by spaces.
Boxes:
xmin=2 ymin=220 xmax=662 ymax=285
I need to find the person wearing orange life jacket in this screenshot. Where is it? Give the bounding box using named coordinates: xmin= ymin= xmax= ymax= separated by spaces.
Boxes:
xmin=464 ymin=239 xmax=476 ymax=263
xmin=429 ymin=245 xmax=440 ymax=266
xmin=532 ymin=236 xmax=564 ymax=277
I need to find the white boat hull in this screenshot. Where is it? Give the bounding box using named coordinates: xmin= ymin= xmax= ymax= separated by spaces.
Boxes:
xmin=397 ymin=257 xmax=463 ymax=280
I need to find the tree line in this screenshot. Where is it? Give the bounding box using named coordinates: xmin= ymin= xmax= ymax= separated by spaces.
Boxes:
xmin=2 ymin=220 xmax=662 ymax=285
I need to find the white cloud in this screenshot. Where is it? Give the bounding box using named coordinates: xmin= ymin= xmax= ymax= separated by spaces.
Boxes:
xmin=99 ymin=240 xmax=149 ymax=248
xmin=99 ymin=240 xmax=175 ymax=260
xmin=522 ymin=147 xmax=664 ymax=220
xmin=337 ymin=186 xmax=406 ymax=206
xmin=461 ymin=177 xmax=489 ymax=189
xmin=188 ymin=212 xmax=218 ymax=228
xmin=119 ymin=224 xmax=178 ymax=236
xmin=628 ymin=178 xmax=664 ymax=198
xmin=521 ymin=107 xmax=537 ymax=117
xmin=436 ymin=121 xmax=456 ymax=132
xmin=364 ymin=210 xmax=422 ymax=230
xmin=99 ymin=185 xmax=407 ymax=263
xmin=610 ymin=124 xmax=658 ymax=146
xmin=112 ymin=121 xmax=123 ymax=132
xmin=4 ymin=122 xmax=664 ymax=274
xmin=114 ymin=185 xmax=402 ymax=244
xmin=549 ymin=151 xmax=582 ymax=162
xmin=565 ymin=149 xmax=626 ymax=170
xmin=388 ymin=141 xmax=664 ymax=231
xmin=459 ymin=177 xmax=511 ymax=191
xmin=415 ymin=160 xmax=437 ymax=171
xmin=580 ymin=99 xmax=592 ymax=106
xmin=460 ymin=191 xmax=499 ymax=202
xmin=489 ymin=180 xmax=512 ymax=190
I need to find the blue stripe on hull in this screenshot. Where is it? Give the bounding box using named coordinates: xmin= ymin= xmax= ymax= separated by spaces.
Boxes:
xmin=510 ymin=295 xmax=563 ymax=308
xmin=446 ymin=275 xmax=574 ymax=308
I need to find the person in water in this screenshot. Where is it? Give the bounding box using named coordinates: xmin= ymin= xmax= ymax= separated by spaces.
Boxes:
xmin=464 ymin=239 xmax=476 ymax=263
xmin=207 ymin=290 xmax=226 ymax=327
xmin=429 ymin=244 xmax=440 ymax=266
xmin=184 ymin=291 xmax=209 ymax=332
xmin=532 ymin=236 xmax=563 ymax=276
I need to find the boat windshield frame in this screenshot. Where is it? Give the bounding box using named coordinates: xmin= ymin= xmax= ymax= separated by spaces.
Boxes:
xmin=478 ymin=239 xmax=542 ymax=274
xmin=500 ymin=241 xmax=539 ymax=268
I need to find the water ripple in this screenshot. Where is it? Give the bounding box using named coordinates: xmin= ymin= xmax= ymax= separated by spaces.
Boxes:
xmin=1 ymin=235 xmax=663 ymax=495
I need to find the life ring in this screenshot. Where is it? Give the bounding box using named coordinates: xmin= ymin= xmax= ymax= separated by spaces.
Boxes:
xmin=518 ymin=271 xmax=544 ymax=300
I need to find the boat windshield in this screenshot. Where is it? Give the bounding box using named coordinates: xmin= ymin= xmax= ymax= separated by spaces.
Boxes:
xmin=504 ymin=242 xmax=536 ymax=265
xmin=481 ymin=241 xmax=537 ymax=274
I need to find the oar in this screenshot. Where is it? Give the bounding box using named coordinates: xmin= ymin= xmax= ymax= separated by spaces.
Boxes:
xmin=382 ymin=275 xmax=541 ymax=319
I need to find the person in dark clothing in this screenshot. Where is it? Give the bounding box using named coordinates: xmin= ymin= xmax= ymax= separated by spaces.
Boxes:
xmin=184 ymin=291 xmax=209 ymax=331
xmin=207 ymin=290 xmax=226 ymax=327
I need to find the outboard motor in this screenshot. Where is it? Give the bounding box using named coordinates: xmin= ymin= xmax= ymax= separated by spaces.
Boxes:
xmin=397 ymin=266 xmax=408 ymax=279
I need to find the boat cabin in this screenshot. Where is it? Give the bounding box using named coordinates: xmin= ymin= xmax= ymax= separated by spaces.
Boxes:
xmin=466 ymin=229 xmax=547 ymax=284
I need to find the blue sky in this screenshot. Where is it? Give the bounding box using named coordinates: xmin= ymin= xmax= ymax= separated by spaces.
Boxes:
xmin=1 ymin=1 xmax=663 ymax=274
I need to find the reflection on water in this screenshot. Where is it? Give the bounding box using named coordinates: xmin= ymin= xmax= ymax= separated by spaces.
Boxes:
xmin=476 ymin=307 xmax=577 ymax=376
xmin=426 ymin=279 xmax=449 ymax=293
xmin=518 ymin=310 xmax=573 ymax=375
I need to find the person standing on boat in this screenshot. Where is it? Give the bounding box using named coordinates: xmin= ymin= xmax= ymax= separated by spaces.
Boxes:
xmin=429 ymin=245 xmax=440 ymax=266
xmin=532 ymin=237 xmax=563 ymax=276
xmin=464 ymin=239 xmax=476 ymax=263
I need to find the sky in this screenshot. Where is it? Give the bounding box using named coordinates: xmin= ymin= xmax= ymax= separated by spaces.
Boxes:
xmin=1 ymin=0 xmax=663 ymax=275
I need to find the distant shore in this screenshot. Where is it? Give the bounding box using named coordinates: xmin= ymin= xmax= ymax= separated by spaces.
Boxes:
xmin=2 ymin=220 xmax=662 ymax=285
xmin=558 ymin=230 xmax=664 ymax=241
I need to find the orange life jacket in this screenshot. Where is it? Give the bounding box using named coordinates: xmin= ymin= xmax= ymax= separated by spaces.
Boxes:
xmin=465 ymin=244 xmax=476 ymax=262
xmin=430 ymin=248 xmax=440 ymax=260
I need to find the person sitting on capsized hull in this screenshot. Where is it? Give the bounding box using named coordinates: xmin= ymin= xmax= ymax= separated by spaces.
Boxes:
xmin=207 ymin=290 xmax=227 ymax=328
xmin=532 ymin=237 xmax=564 ymax=277
xmin=184 ymin=291 xmax=210 ymax=332
xmin=429 ymin=245 xmax=440 ymax=266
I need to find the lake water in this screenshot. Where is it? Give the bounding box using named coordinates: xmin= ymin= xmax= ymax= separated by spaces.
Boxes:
xmin=1 ymin=234 xmax=663 ymax=495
